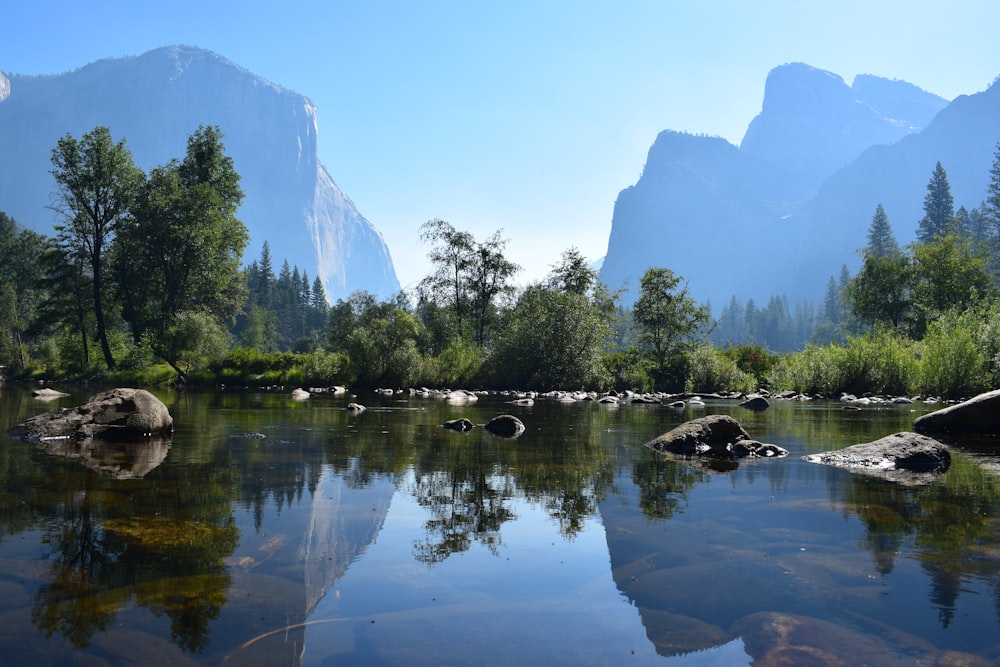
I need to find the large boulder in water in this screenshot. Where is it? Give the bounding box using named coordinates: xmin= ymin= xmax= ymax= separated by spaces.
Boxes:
xmin=645 ymin=415 xmax=750 ymax=455
xmin=644 ymin=414 xmax=787 ymax=459
xmin=913 ymin=389 xmax=1000 ymax=436
xmin=12 ymin=388 xmax=173 ymax=443
xmin=803 ymin=432 xmax=950 ymax=484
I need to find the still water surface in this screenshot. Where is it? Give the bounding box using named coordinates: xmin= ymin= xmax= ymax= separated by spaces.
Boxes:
xmin=1 ymin=387 xmax=998 ymax=665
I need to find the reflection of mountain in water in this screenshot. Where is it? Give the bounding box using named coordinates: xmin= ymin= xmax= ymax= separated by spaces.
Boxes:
xmin=222 ymin=463 xmax=396 ymax=666
xmin=300 ymin=467 xmax=395 ymax=616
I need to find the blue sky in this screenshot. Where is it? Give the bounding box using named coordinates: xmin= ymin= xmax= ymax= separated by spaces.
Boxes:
xmin=3 ymin=1 xmax=999 ymax=291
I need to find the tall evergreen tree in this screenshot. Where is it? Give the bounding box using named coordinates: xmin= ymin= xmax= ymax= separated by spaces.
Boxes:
xmin=917 ymin=162 xmax=955 ymax=244
xmin=866 ymin=204 xmax=898 ymax=257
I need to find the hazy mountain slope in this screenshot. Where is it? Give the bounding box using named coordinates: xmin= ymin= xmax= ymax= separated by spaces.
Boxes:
xmin=597 ymin=63 xmax=988 ymax=310
xmin=0 ymin=45 xmax=399 ymax=301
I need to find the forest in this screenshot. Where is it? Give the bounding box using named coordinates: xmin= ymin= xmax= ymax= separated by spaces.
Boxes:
xmin=3 ymin=125 xmax=1000 ymax=398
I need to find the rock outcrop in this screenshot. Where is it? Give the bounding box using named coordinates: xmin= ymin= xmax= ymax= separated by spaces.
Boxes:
xmin=913 ymin=389 xmax=1000 ymax=436
xmin=0 ymin=45 xmax=400 ymax=301
xmin=13 ymin=388 xmax=173 ymax=442
xmin=644 ymin=414 xmax=787 ymax=459
xmin=803 ymin=432 xmax=950 ymax=484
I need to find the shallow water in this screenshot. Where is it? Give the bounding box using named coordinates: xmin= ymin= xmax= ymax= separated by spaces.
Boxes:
xmin=0 ymin=387 xmax=998 ymax=665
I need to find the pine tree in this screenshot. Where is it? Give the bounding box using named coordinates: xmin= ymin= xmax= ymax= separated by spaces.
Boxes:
xmin=866 ymin=204 xmax=898 ymax=257
xmin=917 ymin=162 xmax=955 ymax=243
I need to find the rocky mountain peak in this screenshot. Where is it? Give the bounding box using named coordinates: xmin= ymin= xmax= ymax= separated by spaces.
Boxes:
xmin=0 ymin=71 xmax=9 ymax=102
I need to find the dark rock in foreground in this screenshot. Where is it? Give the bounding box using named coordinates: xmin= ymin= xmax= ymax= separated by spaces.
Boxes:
xmin=12 ymin=388 xmax=173 ymax=443
xmin=913 ymin=389 xmax=1000 ymax=436
xmin=644 ymin=415 xmax=787 ymax=459
xmin=803 ymin=432 xmax=950 ymax=484
xmin=484 ymin=414 xmax=525 ymax=438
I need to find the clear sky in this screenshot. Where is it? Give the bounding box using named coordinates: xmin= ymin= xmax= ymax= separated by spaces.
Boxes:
xmin=3 ymin=1 xmax=999 ymax=292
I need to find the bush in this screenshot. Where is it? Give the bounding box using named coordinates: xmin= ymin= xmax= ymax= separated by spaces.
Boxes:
xmin=766 ymin=344 xmax=845 ymax=396
xmin=917 ymin=309 xmax=992 ymax=398
xmin=839 ymin=328 xmax=917 ymax=396
xmin=685 ymin=344 xmax=756 ymax=393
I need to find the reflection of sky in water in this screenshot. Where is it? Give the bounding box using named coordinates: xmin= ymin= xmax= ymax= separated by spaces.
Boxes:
xmin=303 ymin=474 xmax=753 ymax=666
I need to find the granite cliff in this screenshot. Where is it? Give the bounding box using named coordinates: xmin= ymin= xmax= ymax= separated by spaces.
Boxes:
xmin=0 ymin=46 xmax=399 ymax=301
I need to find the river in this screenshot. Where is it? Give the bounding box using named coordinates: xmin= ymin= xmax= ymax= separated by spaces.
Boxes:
xmin=0 ymin=386 xmax=998 ymax=665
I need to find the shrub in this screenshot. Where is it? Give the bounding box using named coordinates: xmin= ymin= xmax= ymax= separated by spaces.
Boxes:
xmin=917 ymin=309 xmax=992 ymax=398
xmin=686 ymin=344 xmax=756 ymax=393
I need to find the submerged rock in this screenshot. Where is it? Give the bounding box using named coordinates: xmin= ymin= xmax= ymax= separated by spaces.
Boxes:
xmin=484 ymin=414 xmax=525 ymax=438
xmin=803 ymin=432 xmax=950 ymax=484
xmin=443 ymin=418 xmax=475 ymax=432
xmin=913 ymin=389 xmax=1000 ymax=436
xmin=12 ymin=388 xmax=173 ymax=443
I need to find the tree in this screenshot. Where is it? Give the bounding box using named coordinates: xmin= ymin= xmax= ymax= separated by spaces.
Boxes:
xmin=50 ymin=126 xmax=143 ymax=369
xmin=983 ymin=142 xmax=1000 ymax=276
xmin=112 ymin=125 xmax=247 ymax=374
xmin=0 ymin=212 xmax=48 ymax=369
xmin=866 ymin=204 xmax=899 ymax=258
xmin=916 ymin=162 xmax=955 ymax=244
xmin=910 ymin=234 xmax=997 ymax=335
xmin=845 ymin=252 xmax=913 ymax=330
xmin=632 ymin=267 xmax=710 ymax=390
xmin=418 ymin=219 xmax=519 ymax=347
xmin=546 ymin=247 xmax=597 ymax=295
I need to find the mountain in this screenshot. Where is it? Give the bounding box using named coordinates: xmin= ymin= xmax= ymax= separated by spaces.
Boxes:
xmin=599 ymin=62 xmax=977 ymax=310
xmin=0 ymin=46 xmax=400 ymax=302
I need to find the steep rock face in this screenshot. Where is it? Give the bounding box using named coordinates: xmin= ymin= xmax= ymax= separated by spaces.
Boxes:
xmin=0 ymin=46 xmax=399 ymax=301
xmin=598 ymin=64 xmax=999 ymax=310
xmin=741 ymin=63 xmax=945 ymax=191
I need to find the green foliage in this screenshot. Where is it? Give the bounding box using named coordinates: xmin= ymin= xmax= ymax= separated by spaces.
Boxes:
xmin=917 ymin=308 xmax=996 ymax=398
xmin=426 ymin=338 xmax=484 ymax=387
xmin=50 ymin=126 xmax=144 ymax=369
xmin=602 ymin=348 xmax=653 ymax=393
xmin=917 ymin=161 xmax=955 ymax=243
xmin=685 ymin=344 xmax=756 ymax=393
xmin=417 ymin=219 xmax=519 ymax=347
xmin=766 ymin=344 xmax=846 ymax=396
xmin=492 ymin=284 xmax=611 ymax=389
xmin=632 ymin=267 xmax=710 ymax=390
xmin=838 ymin=328 xmax=918 ymax=396
xmin=112 ymin=125 xmax=248 ymax=373
xmin=845 ymin=251 xmax=912 ymax=330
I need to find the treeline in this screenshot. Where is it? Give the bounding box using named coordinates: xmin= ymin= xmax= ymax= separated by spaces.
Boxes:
xmin=3 ymin=126 xmax=1000 ymax=398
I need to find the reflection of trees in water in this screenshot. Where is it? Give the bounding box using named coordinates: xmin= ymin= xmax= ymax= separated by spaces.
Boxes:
xmin=627 ymin=452 xmax=704 ymax=520
xmin=409 ymin=440 xmax=517 ymax=564
xmin=840 ymin=454 xmax=1000 ymax=629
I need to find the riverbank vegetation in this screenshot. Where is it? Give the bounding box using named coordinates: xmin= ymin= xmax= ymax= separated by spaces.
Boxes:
xmin=3 ymin=127 xmax=1000 ymax=399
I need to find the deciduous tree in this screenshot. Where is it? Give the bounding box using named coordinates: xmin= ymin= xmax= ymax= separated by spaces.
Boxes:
xmin=50 ymin=126 xmax=143 ymax=369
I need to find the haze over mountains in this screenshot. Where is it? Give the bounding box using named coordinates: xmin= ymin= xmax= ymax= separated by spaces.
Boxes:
xmin=2 ymin=49 xmax=998 ymax=312
xmin=0 ymin=46 xmax=400 ymax=302
xmin=600 ymin=63 xmax=1000 ymax=310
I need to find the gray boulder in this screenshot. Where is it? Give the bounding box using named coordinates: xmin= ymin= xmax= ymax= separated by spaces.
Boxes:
xmin=484 ymin=414 xmax=525 ymax=438
xmin=913 ymin=389 xmax=1000 ymax=436
xmin=739 ymin=395 xmax=770 ymax=412
xmin=646 ymin=415 xmax=748 ymax=456
xmin=13 ymin=388 xmax=173 ymax=443
xmin=803 ymin=432 xmax=950 ymax=484
xmin=645 ymin=415 xmax=788 ymax=460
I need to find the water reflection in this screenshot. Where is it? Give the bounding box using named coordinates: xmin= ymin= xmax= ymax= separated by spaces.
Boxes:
xmin=0 ymin=390 xmax=999 ymax=665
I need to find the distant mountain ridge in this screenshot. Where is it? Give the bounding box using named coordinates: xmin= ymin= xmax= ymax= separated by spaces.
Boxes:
xmin=0 ymin=45 xmax=400 ymax=302
xmin=599 ymin=63 xmax=1000 ymax=310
